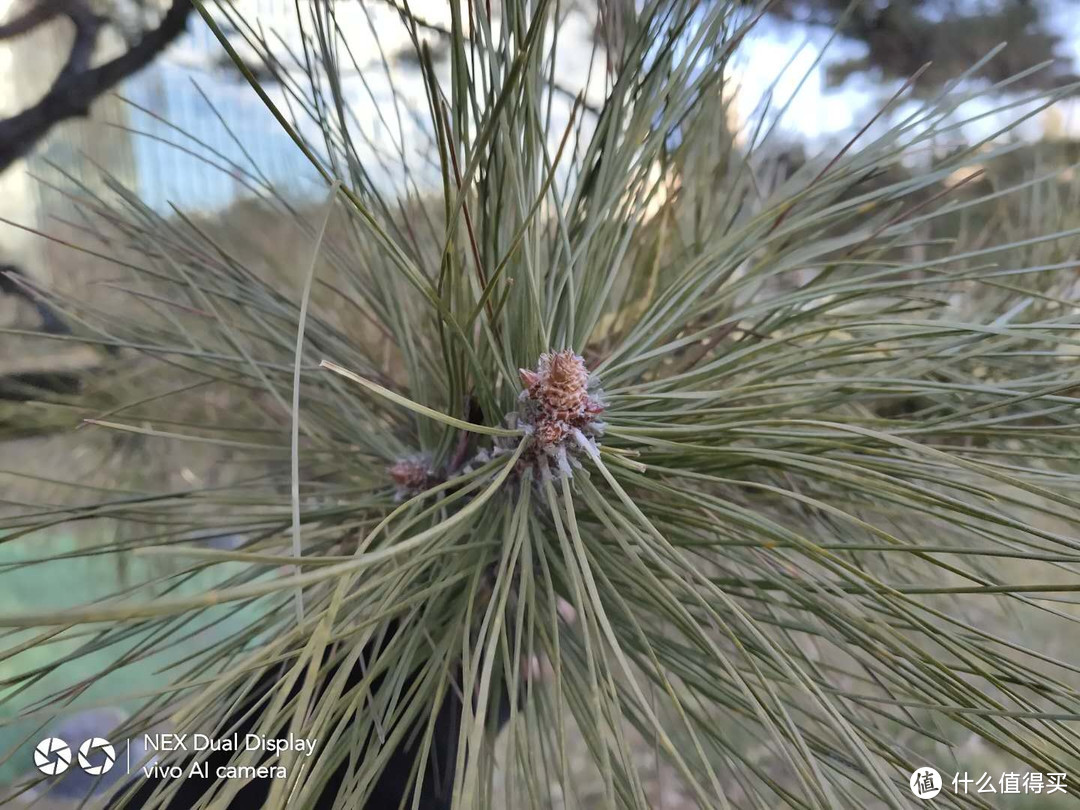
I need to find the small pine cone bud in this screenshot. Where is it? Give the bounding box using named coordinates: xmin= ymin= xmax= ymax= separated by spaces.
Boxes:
xmin=516 ymin=349 xmax=605 ymax=476
xmin=534 ymin=419 xmax=569 ymax=447
xmin=534 ymin=350 xmax=590 ymax=417
xmin=388 ymin=456 xmax=433 ymax=492
xmin=518 ymin=368 xmax=541 ymax=392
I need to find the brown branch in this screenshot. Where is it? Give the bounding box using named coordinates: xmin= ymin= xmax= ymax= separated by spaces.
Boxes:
xmin=0 ymin=0 xmax=104 ymax=77
xmin=0 ymin=0 xmax=192 ymax=174
xmin=59 ymin=0 xmax=106 ymax=79
xmin=0 ymin=0 xmax=64 ymax=40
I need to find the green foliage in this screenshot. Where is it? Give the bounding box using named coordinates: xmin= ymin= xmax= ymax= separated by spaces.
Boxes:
xmin=3 ymin=0 xmax=1080 ymax=807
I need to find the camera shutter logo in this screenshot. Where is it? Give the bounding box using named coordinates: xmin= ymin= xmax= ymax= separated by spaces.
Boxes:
xmin=910 ymin=767 xmax=942 ymax=800
xmin=77 ymin=737 xmax=117 ymax=775
xmin=34 ymin=738 xmax=72 ymax=775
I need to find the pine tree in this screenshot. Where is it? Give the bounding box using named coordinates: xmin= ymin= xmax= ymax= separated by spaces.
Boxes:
xmin=3 ymin=1 xmax=1080 ymax=808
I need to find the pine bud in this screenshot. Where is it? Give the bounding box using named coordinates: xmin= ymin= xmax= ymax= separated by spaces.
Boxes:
xmin=388 ymin=455 xmax=436 ymax=498
xmin=516 ymin=350 xmax=605 ymax=476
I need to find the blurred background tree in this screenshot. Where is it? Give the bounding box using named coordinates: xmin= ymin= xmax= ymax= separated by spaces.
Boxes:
xmin=764 ymin=0 xmax=1078 ymax=93
xmin=0 ymin=0 xmax=192 ymax=172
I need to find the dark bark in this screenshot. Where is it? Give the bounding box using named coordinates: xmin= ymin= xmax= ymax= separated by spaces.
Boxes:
xmin=0 ymin=0 xmax=65 ymax=40
xmin=0 ymin=0 xmax=193 ymax=174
